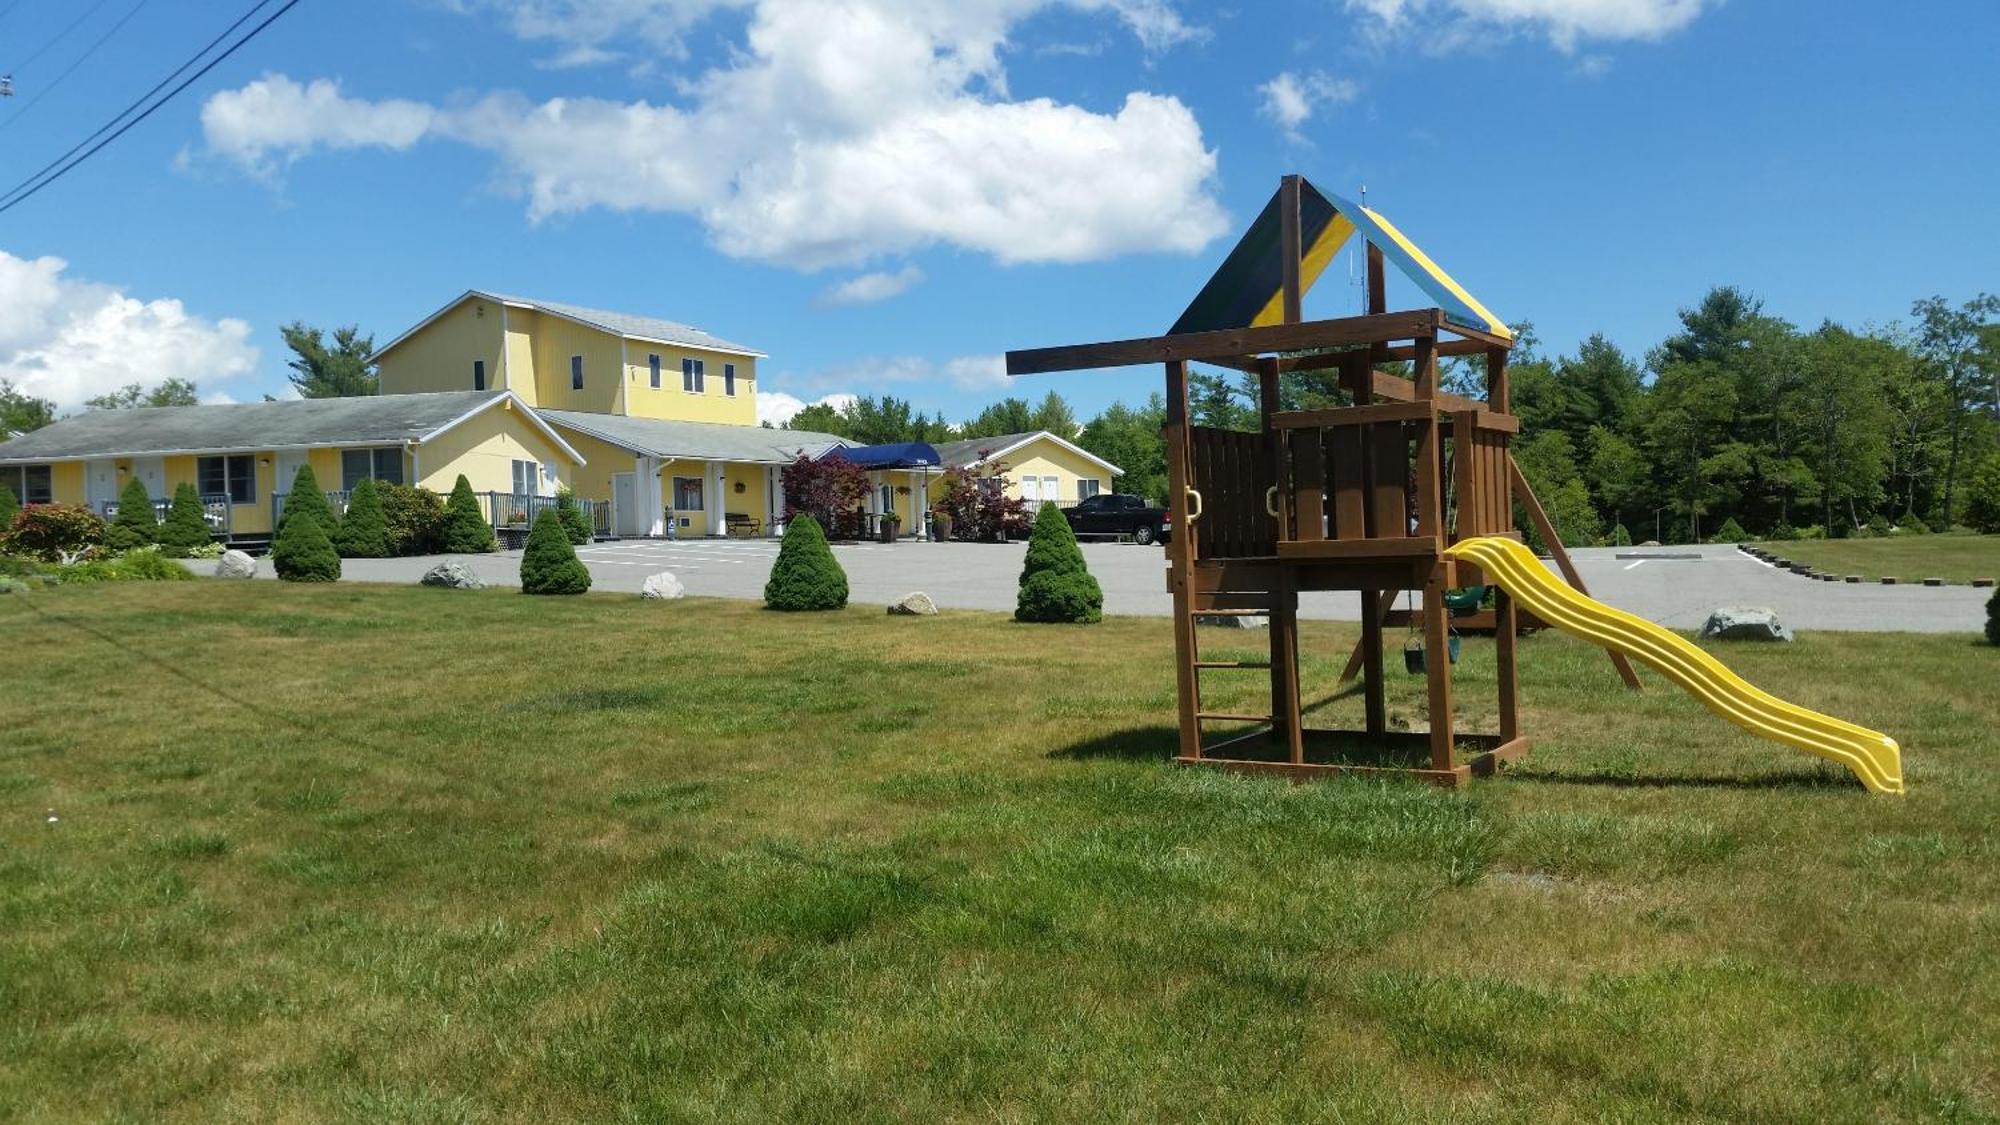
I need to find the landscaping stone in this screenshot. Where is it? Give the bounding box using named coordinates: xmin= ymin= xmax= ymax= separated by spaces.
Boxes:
xmin=1881 ymin=577 xmax=1898 ymax=585
xmin=641 ymin=571 xmax=685 ymax=600
xmin=1845 ymin=575 xmax=1862 ymax=583
xmin=1923 ymin=577 xmax=1944 ymax=587
xmin=1196 ymin=613 xmax=1269 ymax=629
xmin=1974 ymin=578 xmax=1995 ymax=588
xmin=1639 ymin=539 xmax=1661 ymax=547
xmin=215 ymin=549 xmax=257 ymax=579
xmin=888 ymin=591 xmax=938 ymax=616
xmin=1698 ymin=606 xmax=1793 ymax=642
xmin=420 ymin=560 xmax=486 ymax=590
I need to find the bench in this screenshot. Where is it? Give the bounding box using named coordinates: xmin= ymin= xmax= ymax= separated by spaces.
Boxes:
xmin=724 ymin=512 xmax=762 ymax=538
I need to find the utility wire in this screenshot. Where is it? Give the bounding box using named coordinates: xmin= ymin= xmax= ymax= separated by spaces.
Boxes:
xmin=0 ymin=0 xmax=297 ymax=216
xmin=5 ymin=0 xmax=118 ymax=74
xmin=0 ymin=0 xmax=153 ymax=134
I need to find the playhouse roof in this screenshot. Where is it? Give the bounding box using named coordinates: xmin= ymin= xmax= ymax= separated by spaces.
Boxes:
xmin=1170 ymin=177 xmax=1510 ymax=342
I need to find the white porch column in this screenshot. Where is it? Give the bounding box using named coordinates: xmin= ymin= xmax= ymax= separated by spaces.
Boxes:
xmin=705 ymin=460 xmax=724 ymax=536
xmin=640 ymin=455 xmax=665 ymax=537
xmin=764 ymin=464 xmax=781 ymax=536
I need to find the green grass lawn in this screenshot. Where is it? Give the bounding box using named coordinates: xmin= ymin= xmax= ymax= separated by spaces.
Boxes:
xmin=1753 ymin=533 xmax=2000 ymax=584
xmin=2 ymin=583 xmax=1995 ymax=1121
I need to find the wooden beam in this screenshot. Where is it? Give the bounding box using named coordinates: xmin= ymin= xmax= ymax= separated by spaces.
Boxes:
xmin=1278 ymin=536 xmax=1439 ymax=560
xmin=1280 ymin=174 xmax=1303 ymax=325
xmin=1423 ymin=568 xmax=1454 ymax=771
xmin=1366 ymin=370 xmax=1484 ymax=414
xmin=1272 ymin=400 xmax=1435 ymax=429
xmin=1442 ymin=321 xmax=1513 ymax=350
xmin=1496 ymin=588 xmax=1520 ymax=742
xmin=1508 ymin=454 xmax=1643 ymax=691
xmin=1005 ymin=310 xmax=1441 ymax=376
xmin=1366 ymin=242 xmax=1386 ymax=315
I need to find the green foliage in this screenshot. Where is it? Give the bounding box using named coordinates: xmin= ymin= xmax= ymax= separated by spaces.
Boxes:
xmin=1015 ymin=501 xmax=1102 ymax=624
xmin=1895 ymin=511 xmax=1930 ymax=535
xmin=278 ymin=464 xmax=338 ymax=540
xmin=380 ymin=483 xmax=446 ymax=555
xmin=1078 ymin=395 xmax=1167 ymax=504
xmin=555 ymin=486 xmax=593 ymax=545
xmin=763 ymin=513 xmax=848 ymax=611
xmin=520 ymin=509 xmax=591 ymax=595
xmin=334 ymin=477 xmax=391 ymax=558
xmin=1 ymin=503 xmax=104 ymax=561
xmin=1610 ymin=523 xmax=1632 ymax=546
xmin=0 ymin=378 xmax=56 ymax=434
xmin=1967 ymin=455 xmax=2000 ymax=534
xmin=1865 ymin=514 xmax=1892 ymax=538
xmin=0 ymin=481 xmax=17 ymax=529
xmin=1987 ymin=588 xmax=1999 ymax=646
xmin=104 ymin=477 xmax=158 ymax=551
xmin=85 ymin=378 xmax=199 ymax=411
xmin=45 ymin=547 xmax=195 ymax=584
xmin=271 ymin=501 xmax=341 ymax=583
xmin=1712 ymin=517 xmax=1750 ymax=543
xmin=156 ymin=483 xmax=214 ymax=558
xmin=282 ymin=321 xmax=379 ymax=398
xmin=441 ymin=475 xmax=497 ymax=553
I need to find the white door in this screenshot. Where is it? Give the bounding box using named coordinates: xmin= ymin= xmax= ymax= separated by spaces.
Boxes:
xmin=1042 ymin=476 xmax=1060 ymax=506
xmin=1021 ymin=476 xmax=1041 ymax=504
xmin=275 ymin=450 xmax=310 ymax=496
xmin=85 ymin=459 xmax=118 ymax=510
xmin=612 ymin=473 xmax=638 ymax=536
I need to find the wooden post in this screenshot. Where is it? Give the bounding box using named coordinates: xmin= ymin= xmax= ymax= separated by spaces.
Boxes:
xmin=1165 ymin=360 xmax=1204 ymax=757
xmin=1509 ymin=454 xmax=1643 ymax=691
xmin=1495 ymin=588 xmax=1519 ymax=742
xmin=1366 ymin=242 xmax=1386 ymax=316
xmin=1361 ymin=589 xmax=1387 ymax=734
xmin=1422 ymin=567 xmax=1454 ymax=771
xmin=1413 ymin=335 xmax=1442 ymax=547
xmin=1280 ymin=175 xmax=1304 ymax=324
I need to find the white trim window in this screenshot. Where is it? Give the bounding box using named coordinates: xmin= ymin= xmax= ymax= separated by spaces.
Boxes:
xmin=649 ymin=353 xmax=662 ymax=389
xmin=1078 ymin=478 xmax=1101 ymax=500
xmin=341 ymin=447 xmax=405 ymax=490
xmin=511 ymin=459 xmax=542 ymax=497
xmin=723 ymin=362 xmax=737 ymax=397
xmin=198 ymin=455 xmax=256 ymax=505
xmin=1042 ymin=475 xmax=1059 ymax=504
xmin=682 ymin=357 xmax=705 ymax=393
xmin=673 ymin=476 xmax=704 ymax=511
xmin=1 ymin=463 xmax=53 ymax=505
xmin=570 ymin=355 xmax=584 ymax=391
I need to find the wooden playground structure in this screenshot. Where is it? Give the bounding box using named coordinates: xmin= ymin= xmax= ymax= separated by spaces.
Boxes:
xmin=1009 ymin=175 xmax=1636 ymax=785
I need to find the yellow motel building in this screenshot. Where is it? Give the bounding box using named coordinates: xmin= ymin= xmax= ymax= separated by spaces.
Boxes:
xmin=0 ymin=289 xmax=1124 ymax=542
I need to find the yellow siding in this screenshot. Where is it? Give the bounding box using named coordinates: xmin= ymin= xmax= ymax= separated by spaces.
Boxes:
xmin=664 ymin=463 xmax=709 ymax=536
xmin=994 ymin=438 xmax=1114 ymax=506
xmin=555 ymin=428 xmax=635 ymax=506
xmin=48 ymin=461 xmax=85 ymax=505
xmin=865 ymin=469 xmax=937 ymax=535
xmin=622 ymin=344 xmax=757 ymax=425
xmin=378 ymin=297 xmax=505 ymax=397
xmin=525 ymin=309 xmax=624 ymax=415
xmin=414 ymin=401 xmax=578 ymax=494
xmin=504 ymin=310 xmax=538 ymax=406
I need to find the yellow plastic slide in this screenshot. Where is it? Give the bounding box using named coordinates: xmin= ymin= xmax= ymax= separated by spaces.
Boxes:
xmin=1444 ymin=536 xmax=1904 ymax=794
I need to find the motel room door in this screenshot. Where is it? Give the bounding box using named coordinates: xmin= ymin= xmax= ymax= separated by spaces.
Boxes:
xmin=84 ymin=460 xmax=118 ymax=511
xmin=612 ymin=473 xmax=639 ymax=536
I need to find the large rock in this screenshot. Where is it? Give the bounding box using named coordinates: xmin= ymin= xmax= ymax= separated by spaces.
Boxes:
xmin=1699 ymin=606 xmax=1792 ymax=642
xmin=215 ymin=549 xmax=257 ymax=579
xmin=420 ymin=560 xmax=486 ymax=590
xmin=641 ymin=571 xmax=685 ymax=600
xmin=888 ymin=591 xmax=937 ymax=616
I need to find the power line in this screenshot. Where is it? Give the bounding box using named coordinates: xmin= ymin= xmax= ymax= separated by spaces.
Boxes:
xmin=0 ymin=0 xmax=298 ymax=217
xmin=0 ymin=0 xmax=153 ymax=134
xmin=5 ymin=0 xmax=119 ymax=75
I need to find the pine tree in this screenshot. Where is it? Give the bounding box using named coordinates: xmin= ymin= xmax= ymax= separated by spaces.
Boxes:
xmin=555 ymin=485 xmax=592 ymax=545
xmin=104 ymin=476 xmax=158 ymax=551
xmin=763 ymin=513 xmax=848 ymax=611
xmin=1713 ymin=516 xmax=1750 ymax=542
xmin=1610 ymin=523 xmax=1632 ymax=546
xmin=441 ymin=474 xmax=497 ymax=553
xmin=271 ymin=500 xmax=341 ymax=582
xmin=157 ymin=482 xmax=214 ymax=557
xmin=1015 ymin=501 xmax=1102 ymax=623
xmin=520 ymin=508 xmax=591 ymax=594
xmin=334 ymin=476 xmax=390 ymax=558
xmin=0 ymin=481 xmax=18 ymax=531
xmin=279 ymin=464 xmax=338 ymax=539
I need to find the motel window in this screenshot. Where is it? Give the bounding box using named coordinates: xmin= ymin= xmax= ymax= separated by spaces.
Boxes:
xmin=649 ymin=354 xmax=662 ymax=389
xmin=570 ymin=355 xmax=584 ymax=391
xmin=673 ymin=476 xmax=704 ymax=511
xmin=723 ymin=363 xmax=737 ymax=397
xmin=198 ymin=455 xmax=256 ymax=504
xmin=511 ymin=459 xmax=541 ymax=497
xmin=473 ymin=359 xmax=486 ymax=391
xmin=682 ymin=357 xmax=705 ymax=393
xmin=1 ymin=464 xmax=53 ymax=505
xmin=1078 ymin=478 xmax=1101 ymax=500
xmin=341 ymin=447 xmax=404 ymax=490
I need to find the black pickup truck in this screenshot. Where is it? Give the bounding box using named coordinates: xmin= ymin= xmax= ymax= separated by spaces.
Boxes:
xmin=1062 ymin=493 xmax=1170 ymax=545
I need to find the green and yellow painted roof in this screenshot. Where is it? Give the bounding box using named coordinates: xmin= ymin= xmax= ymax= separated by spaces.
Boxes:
xmin=1171 ymin=177 xmax=1510 ymax=342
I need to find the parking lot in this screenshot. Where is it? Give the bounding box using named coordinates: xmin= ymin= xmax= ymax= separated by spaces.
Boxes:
xmin=212 ymin=537 xmax=1991 ymax=632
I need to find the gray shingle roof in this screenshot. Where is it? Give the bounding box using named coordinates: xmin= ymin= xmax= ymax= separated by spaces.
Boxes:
xmin=931 ymin=432 xmax=1046 ymax=469
xmin=539 ymin=410 xmax=847 ymax=464
xmin=483 ymin=292 xmax=762 ymax=357
xmin=0 ymin=391 xmax=505 ymax=462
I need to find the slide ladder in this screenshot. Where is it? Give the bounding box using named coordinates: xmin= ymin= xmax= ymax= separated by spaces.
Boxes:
xmin=1444 ymin=536 xmax=1903 ymax=794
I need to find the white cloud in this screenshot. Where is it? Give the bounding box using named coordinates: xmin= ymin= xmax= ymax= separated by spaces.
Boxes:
xmin=798 ymin=353 xmax=1010 ymax=394
xmin=199 ymin=74 xmax=434 ymax=179
xmin=757 ymin=389 xmax=856 ymax=426
xmin=816 ymin=265 xmax=924 ymax=306
xmin=1347 ymin=0 xmax=1709 ymax=51
xmin=0 ymin=252 xmax=259 ymax=410
xmin=1258 ymin=70 xmax=1359 ymax=138
xmin=201 ymin=0 xmax=1227 ymax=270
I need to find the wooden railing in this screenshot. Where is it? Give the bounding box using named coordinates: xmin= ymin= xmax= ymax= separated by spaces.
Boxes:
xmin=101 ymin=495 xmax=233 ymax=534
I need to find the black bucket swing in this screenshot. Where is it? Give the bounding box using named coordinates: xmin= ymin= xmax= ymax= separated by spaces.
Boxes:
xmin=1401 ymin=589 xmax=1461 ymax=674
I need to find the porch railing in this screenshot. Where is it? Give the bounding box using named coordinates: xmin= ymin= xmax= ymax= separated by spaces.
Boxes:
xmin=271 ymin=489 xmax=612 ymax=540
xmin=100 ymin=495 xmax=233 ymax=535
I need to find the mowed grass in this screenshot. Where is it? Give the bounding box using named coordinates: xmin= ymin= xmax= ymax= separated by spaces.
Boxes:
xmin=1754 ymin=533 xmax=2000 ymax=584
xmin=1 ymin=583 xmax=1995 ymax=1122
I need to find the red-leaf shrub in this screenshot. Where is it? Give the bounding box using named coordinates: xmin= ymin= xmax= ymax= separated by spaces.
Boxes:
xmin=780 ymin=453 xmax=872 ymax=539
xmin=1 ymin=504 xmax=106 ymax=562
xmin=932 ymin=464 xmax=1029 ymax=541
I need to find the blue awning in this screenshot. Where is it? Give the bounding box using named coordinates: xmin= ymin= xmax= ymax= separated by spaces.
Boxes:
xmin=822 ymin=442 xmax=941 ymax=469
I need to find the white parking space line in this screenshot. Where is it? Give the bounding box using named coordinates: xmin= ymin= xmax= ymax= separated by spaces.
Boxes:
xmin=1624 ymin=560 xmax=1646 ymax=570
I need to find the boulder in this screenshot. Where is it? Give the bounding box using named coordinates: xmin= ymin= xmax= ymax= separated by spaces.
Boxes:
xmin=1196 ymin=613 xmax=1268 ymax=629
xmin=641 ymin=571 xmax=685 ymax=600
xmin=420 ymin=560 xmax=486 ymax=590
xmin=215 ymin=549 xmax=257 ymax=579
xmin=887 ymin=591 xmax=937 ymax=616
xmin=1698 ymin=606 xmax=1792 ymax=642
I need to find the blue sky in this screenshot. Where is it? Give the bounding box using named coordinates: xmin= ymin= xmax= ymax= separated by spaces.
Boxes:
xmin=1 ymin=0 xmax=1994 ymax=422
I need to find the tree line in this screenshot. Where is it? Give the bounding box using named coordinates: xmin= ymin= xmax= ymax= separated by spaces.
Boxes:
xmin=781 ymin=286 xmax=2000 ymax=540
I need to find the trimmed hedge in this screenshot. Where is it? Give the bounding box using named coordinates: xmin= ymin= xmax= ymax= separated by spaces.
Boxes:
xmin=381 ymin=483 xmax=446 ymax=556
xmin=157 ymin=482 xmax=214 ymax=557
xmin=0 ymin=483 xmax=17 ymax=531
xmin=105 ymin=477 xmax=158 ymax=551
xmin=764 ymin=513 xmax=847 ymax=611
xmin=1712 ymin=516 xmax=1750 ymax=543
xmin=441 ymin=475 xmax=497 ymax=553
xmin=272 ymin=500 xmax=341 ymax=582
xmin=1015 ymin=501 xmax=1102 ymax=623
xmin=280 ymin=464 xmax=338 ymax=539
xmin=334 ymin=477 xmax=391 ymax=558
xmin=555 ymin=486 xmax=592 ymax=546
xmin=521 ymin=508 xmax=591 ymax=594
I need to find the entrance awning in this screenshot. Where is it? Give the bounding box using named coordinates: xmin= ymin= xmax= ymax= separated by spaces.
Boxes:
xmin=821 ymin=442 xmax=941 ymax=469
